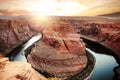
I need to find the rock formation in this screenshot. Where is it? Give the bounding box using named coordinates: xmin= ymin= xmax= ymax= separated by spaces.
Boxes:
xmin=43 ymin=17 xmax=120 ymax=58
xmin=0 ymin=16 xmax=119 ymax=79
xmin=74 ymin=20 xmax=120 ymax=58
xmin=0 ymin=56 xmax=48 ymax=80
xmin=0 ymin=18 xmax=87 ymax=78
xmin=27 ymin=22 xmax=87 ymax=78
xmin=0 ymin=19 xmax=38 ymax=55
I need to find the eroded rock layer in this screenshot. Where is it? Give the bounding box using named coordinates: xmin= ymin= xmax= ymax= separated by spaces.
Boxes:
xmin=28 ymin=23 xmax=87 ymax=77
xmin=1 ymin=16 xmax=119 ymax=79
xmin=40 ymin=17 xmax=120 ymax=58
xmin=0 ymin=56 xmax=48 ymax=80
xmin=0 ymin=19 xmax=38 ymax=55
xmin=74 ymin=20 xmax=120 ymax=58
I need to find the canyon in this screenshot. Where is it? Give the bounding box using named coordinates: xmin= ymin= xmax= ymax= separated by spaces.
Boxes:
xmin=0 ymin=16 xmax=120 ymax=80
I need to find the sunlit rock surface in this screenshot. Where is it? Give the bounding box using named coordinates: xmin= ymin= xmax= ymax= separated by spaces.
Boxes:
xmin=0 ymin=17 xmax=119 ymax=58
xmin=0 ymin=16 xmax=119 ymax=79
xmin=39 ymin=17 xmax=120 ymax=58
xmin=74 ymin=20 xmax=120 ymax=58
xmin=0 ymin=56 xmax=48 ymax=80
xmin=0 ymin=19 xmax=38 ymax=55
xmin=28 ymin=23 xmax=87 ymax=77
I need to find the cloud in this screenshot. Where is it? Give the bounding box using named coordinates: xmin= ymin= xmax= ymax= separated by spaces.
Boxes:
xmin=79 ymin=2 xmax=120 ymax=16
xmin=0 ymin=0 xmax=120 ymax=16
xmin=0 ymin=10 xmax=31 ymax=16
xmin=0 ymin=0 xmax=9 ymax=2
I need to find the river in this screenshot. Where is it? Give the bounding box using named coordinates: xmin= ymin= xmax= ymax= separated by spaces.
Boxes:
xmin=86 ymin=48 xmax=118 ymax=80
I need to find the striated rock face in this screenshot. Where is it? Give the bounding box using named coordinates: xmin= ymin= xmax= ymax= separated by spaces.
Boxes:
xmin=0 ymin=19 xmax=38 ymax=55
xmin=0 ymin=57 xmax=48 ymax=80
xmin=74 ymin=20 xmax=120 ymax=58
xmin=45 ymin=17 xmax=120 ymax=58
xmin=0 ymin=18 xmax=87 ymax=78
xmin=42 ymin=24 xmax=86 ymax=55
xmin=28 ymin=23 xmax=87 ymax=77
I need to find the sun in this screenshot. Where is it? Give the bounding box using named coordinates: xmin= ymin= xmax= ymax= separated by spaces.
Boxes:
xmin=28 ymin=0 xmax=86 ymax=16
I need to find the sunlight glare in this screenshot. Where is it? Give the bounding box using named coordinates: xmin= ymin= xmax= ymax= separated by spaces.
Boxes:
xmin=29 ymin=0 xmax=86 ymax=16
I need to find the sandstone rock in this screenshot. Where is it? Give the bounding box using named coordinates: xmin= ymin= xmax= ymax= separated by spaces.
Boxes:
xmin=63 ymin=38 xmax=85 ymax=55
xmin=28 ymin=23 xmax=87 ymax=77
xmin=42 ymin=25 xmax=86 ymax=55
xmin=0 ymin=19 xmax=38 ymax=55
xmin=0 ymin=57 xmax=48 ymax=80
xmin=74 ymin=20 xmax=120 ymax=58
xmin=28 ymin=41 xmax=87 ymax=77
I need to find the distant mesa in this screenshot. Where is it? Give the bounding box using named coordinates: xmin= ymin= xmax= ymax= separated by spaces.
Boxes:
xmin=99 ymin=12 xmax=120 ymax=17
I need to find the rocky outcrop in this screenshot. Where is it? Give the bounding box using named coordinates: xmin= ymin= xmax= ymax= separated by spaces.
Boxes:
xmin=74 ymin=20 xmax=120 ymax=58
xmin=45 ymin=17 xmax=120 ymax=58
xmin=0 ymin=56 xmax=48 ymax=80
xmin=0 ymin=19 xmax=38 ymax=55
xmin=27 ymin=23 xmax=87 ymax=78
xmin=0 ymin=18 xmax=87 ymax=79
xmin=1 ymin=16 xmax=119 ymax=79
xmin=42 ymin=24 xmax=86 ymax=55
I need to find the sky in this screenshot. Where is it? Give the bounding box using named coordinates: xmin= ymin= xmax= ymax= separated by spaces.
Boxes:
xmin=0 ymin=0 xmax=120 ymax=16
